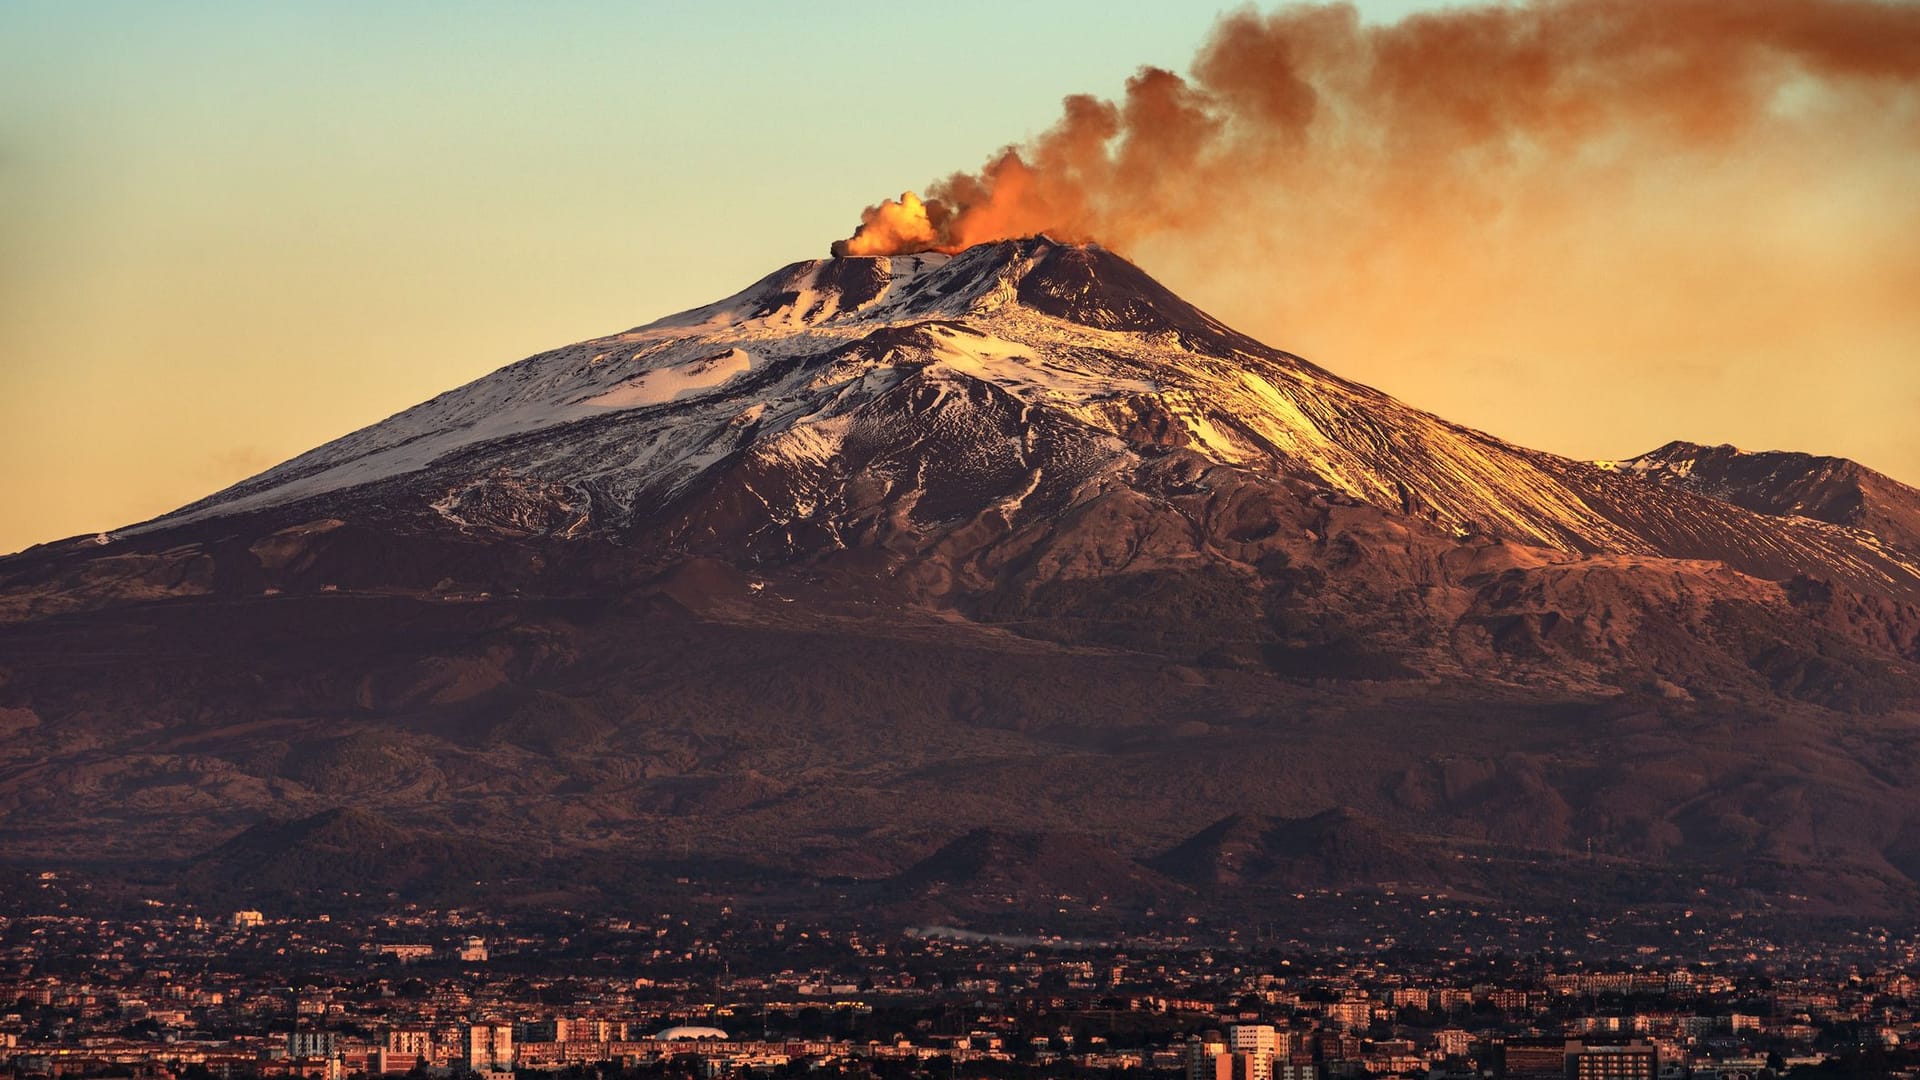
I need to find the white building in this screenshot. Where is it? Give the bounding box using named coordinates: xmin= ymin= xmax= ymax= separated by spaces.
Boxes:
xmin=1229 ymin=1025 xmax=1279 ymax=1080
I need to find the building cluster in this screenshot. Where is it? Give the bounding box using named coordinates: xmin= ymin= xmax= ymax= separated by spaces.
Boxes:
xmin=1188 ymin=1026 xmax=1662 ymax=1080
xmin=4 ymin=901 xmax=1920 ymax=1080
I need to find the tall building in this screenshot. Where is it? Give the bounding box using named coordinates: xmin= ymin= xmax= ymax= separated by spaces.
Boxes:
xmin=1433 ymin=1029 xmax=1472 ymax=1059
xmin=1315 ymin=1030 xmax=1364 ymax=1064
xmin=571 ymin=1018 xmax=615 ymax=1042
xmin=1230 ymin=1025 xmax=1279 ymax=1054
xmin=516 ymin=1019 xmax=568 ymax=1043
xmin=1326 ymin=998 xmax=1372 ymax=1030
xmin=1188 ymin=1033 xmax=1230 ymax=1080
xmin=466 ymin=1024 xmax=514 ymax=1072
xmin=386 ymin=1028 xmax=432 ymax=1057
xmin=377 ymin=1027 xmax=433 ymax=1073
xmin=1229 ymin=1024 xmax=1279 ymax=1080
xmin=287 ymin=1031 xmax=337 ymax=1058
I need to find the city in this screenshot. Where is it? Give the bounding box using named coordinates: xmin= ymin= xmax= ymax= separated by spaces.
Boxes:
xmin=5 ymin=888 xmax=1918 ymax=1080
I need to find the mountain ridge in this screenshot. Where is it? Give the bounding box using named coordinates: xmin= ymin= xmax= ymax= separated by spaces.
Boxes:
xmin=1616 ymin=440 xmax=1920 ymax=560
xmin=3 ymin=238 xmax=1920 ymax=920
xmin=19 ymin=239 xmax=1920 ymax=607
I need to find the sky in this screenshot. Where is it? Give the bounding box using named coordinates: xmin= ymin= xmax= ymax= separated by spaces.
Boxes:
xmin=2 ymin=0 xmax=1915 ymax=555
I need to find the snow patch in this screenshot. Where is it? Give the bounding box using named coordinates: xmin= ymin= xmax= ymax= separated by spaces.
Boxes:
xmin=585 ymin=349 xmax=752 ymax=408
xmin=925 ymin=325 xmax=1155 ymax=405
xmin=755 ymin=416 xmax=851 ymax=471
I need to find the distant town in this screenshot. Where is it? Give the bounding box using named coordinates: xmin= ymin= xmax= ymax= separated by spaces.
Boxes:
xmin=6 ymin=886 xmax=1919 ymax=1080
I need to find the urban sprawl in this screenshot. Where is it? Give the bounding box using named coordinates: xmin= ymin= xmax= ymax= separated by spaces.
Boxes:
xmin=5 ymin=896 xmax=1917 ymax=1080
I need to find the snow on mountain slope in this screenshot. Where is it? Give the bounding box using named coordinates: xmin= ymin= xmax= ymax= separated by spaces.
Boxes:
xmin=11 ymin=239 xmax=1920 ymax=908
xmin=130 ymin=238 xmax=1920 ymax=603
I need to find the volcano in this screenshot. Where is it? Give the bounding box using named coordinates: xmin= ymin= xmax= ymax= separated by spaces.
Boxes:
xmin=4 ymin=238 xmax=1919 ymax=917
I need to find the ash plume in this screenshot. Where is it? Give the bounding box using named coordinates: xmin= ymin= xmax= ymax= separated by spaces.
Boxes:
xmin=834 ymin=0 xmax=1920 ymax=258
xmin=830 ymin=0 xmax=1920 ymax=482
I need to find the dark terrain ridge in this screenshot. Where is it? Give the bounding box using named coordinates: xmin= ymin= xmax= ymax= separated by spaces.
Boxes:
xmin=2 ymin=238 xmax=1919 ymax=924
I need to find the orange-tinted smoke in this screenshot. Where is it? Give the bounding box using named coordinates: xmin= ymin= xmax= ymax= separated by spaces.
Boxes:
xmin=831 ymin=0 xmax=1920 ymax=257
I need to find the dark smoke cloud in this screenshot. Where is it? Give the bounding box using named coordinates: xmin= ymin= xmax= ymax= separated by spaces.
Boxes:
xmin=835 ymin=0 xmax=1920 ymax=256
xmin=831 ymin=0 xmax=1920 ymax=485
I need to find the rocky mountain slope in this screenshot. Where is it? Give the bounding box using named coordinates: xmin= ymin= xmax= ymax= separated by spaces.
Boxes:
xmin=3 ymin=237 xmax=1919 ymax=921
xmin=98 ymin=240 xmax=1920 ymax=600
xmin=1617 ymin=440 xmax=1920 ymax=563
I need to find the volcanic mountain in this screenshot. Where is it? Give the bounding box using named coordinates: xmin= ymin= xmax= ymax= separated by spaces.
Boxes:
xmin=4 ymin=237 xmax=1920 ymax=918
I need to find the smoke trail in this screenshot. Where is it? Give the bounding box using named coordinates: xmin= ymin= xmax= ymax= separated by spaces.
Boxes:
xmin=834 ymin=0 xmax=1920 ymax=258
xmin=829 ymin=0 xmax=1920 ymax=483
